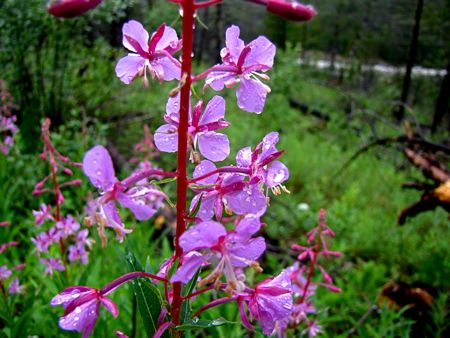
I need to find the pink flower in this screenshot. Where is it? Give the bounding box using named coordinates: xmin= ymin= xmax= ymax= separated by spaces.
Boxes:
xmin=236 ymin=132 xmax=289 ymax=191
xmin=247 ymin=271 xmax=293 ymax=335
xmin=83 ymin=145 xmax=165 ymax=241
xmin=40 ymin=258 xmax=65 ymax=276
xmin=55 ymin=215 xmax=80 ymax=239
xmin=205 ymin=25 xmax=275 ymax=113
xmin=32 ymin=204 xmax=54 ymax=225
xmin=190 ymin=161 xmax=267 ymax=221
xmin=0 ymin=265 xmax=12 ymax=281
xmin=9 ymin=278 xmax=25 ymax=294
xmin=154 ymin=95 xmax=230 ymax=162
xmin=115 ymin=20 xmax=181 ymax=85
xmin=51 ymin=286 xmax=118 ymax=338
xmin=172 ymin=216 xmax=265 ymax=289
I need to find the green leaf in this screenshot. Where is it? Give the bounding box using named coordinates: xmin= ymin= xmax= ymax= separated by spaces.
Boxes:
xmin=149 ymin=176 xmax=177 ymax=186
xmin=187 ymin=192 xmax=204 ymax=218
xmin=180 ymin=269 xmax=200 ymax=324
xmin=176 ymin=318 xmax=232 ymax=331
xmin=125 ymin=247 xmax=164 ymax=338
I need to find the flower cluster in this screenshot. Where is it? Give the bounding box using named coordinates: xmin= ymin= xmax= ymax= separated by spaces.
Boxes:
xmin=50 ymin=1 xmax=324 ymax=337
xmin=0 ymin=221 xmax=25 ymax=295
xmin=0 ymin=80 xmax=19 ymax=155
xmin=31 ymin=119 xmax=93 ymax=275
xmin=276 ymin=209 xmax=342 ymax=337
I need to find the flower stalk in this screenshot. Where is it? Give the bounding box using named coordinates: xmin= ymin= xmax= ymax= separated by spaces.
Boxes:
xmin=172 ymin=0 xmax=196 ymax=329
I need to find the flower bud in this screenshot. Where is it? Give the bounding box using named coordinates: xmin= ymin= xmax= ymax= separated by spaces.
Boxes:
xmin=266 ymin=1 xmax=317 ymax=22
xmin=47 ymin=0 xmax=102 ymax=18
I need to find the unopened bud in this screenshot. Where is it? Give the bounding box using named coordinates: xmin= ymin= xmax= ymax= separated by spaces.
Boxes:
xmin=266 ymin=1 xmax=317 ymax=22
xmin=48 ymin=0 xmax=102 ymax=18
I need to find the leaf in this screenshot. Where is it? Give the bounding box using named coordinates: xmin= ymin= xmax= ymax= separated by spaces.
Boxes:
xmin=180 ymin=269 xmax=201 ymax=324
xmin=187 ymin=192 xmax=204 ymax=218
xmin=176 ymin=318 xmax=232 ymax=331
xmin=125 ymin=247 xmax=164 ymax=338
xmin=149 ymin=176 xmax=177 ymax=186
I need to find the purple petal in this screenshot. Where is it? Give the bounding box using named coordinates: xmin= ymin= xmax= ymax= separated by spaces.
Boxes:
xmin=236 ymin=77 xmax=268 ymax=113
xmin=152 ymin=57 xmax=181 ymax=81
xmin=205 ymin=71 xmax=237 ymax=91
xmin=228 ymin=236 xmax=266 ymax=267
xmin=164 ymin=93 xmax=191 ymax=124
xmin=166 ymin=93 xmax=181 ymax=119
xmin=243 ymin=36 xmax=276 ymax=70
xmin=179 ymin=221 xmax=226 ymax=252
xmin=154 ymin=25 xmax=180 ymax=52
xmin=189 ymin=193 xmax=216 ymax=221
xmin=59 ymin=299 xmax=99 ymax=336
xmin=193 ymin=160 xmax=218 ymax=185
xmin=198 ymin=132 xmax=230 ymax=162
xmin=260 ymin=132 xmax=279 ymax=160
xmin=122 ymin=20 xmax=149 ymax=53
xmin=170 ymin=251 xmax=208 ymax=283
xmin=225 ymin=25 xmax=245 ymax=63
xmin=102 ymin=202 xmax=132 ymax=242
xmin=117 ymin=192 xmax=156 ymax=221
xmin=235 ymin=215 xmax=261 ymax=239
xmin=236 ymin=146 xmax=252 ymax=167
xmin=251 ymin=271 xmax=293 ymax=335
xmin=226 ymin=184 xmax=267 ymax=215
xmin=50 ymin=286 xmax=94 ymax=307
xmin=82 ymin=145 xmax=116 ymax=191
xmin=265 ymin=161 xmax=289 ymax=188
xmin=199 ymin=96 xmax=226 ymax=125
xmin=116 ymin=54 xmax=145 ymax=84
xmin=154 ymin=124 xmax=178 ymax=152
xmin=101 ymin=298 xmax=119 ymax=317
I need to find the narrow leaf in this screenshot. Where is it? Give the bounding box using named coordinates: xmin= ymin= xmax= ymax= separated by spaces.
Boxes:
xmin=180 ymin=269 xmax=201 ymax=324
xmin=176 ymin=318 xmax=232 ymax=331
xmin=125 ymin=247 xmax=164 ymax=338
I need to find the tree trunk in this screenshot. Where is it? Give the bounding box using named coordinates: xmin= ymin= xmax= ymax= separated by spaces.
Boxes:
xmin=394 ymin=0 xmax=424 ymax=121
xmin=431 ymin=56 xmax=450 ymax=133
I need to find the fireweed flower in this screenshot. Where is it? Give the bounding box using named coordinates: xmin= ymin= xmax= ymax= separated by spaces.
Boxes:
xmin=238 ymin=270 xmax=293 ymax=335
xmin=51 ymin=286 xmax=118 ymax=338
xmin=0 ymin=80 xmax=18 ymax=155
xmin=32 ymin=203 xmax=54 ymax=225
xmin=154 ymin=94 xmax=230 ymax=162
xmin=236 ymin=132 xmax=289 ymax=194
xmin=205 ymin=25 xmax=276 ymax=113
xmin=8 ymin=277 xmax=25 ymax=294
xmin=0 ymin=265 xmax=12 ymax=280
xmin=171 ymin=216 xmax=266 ymax=289
xmin=83 ymin=145 xmax=165 ymax=242
xmin=190 ymin=161 xmax=267 ymax=221
xmin=115 ymin=20 xmax=181 ymax=85
xmin=40 ymin=258 xmax=66 ymax=276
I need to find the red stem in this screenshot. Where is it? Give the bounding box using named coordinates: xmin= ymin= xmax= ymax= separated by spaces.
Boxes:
xmin=49 ymin=154 xmax=68 ymax=274
xmin=299 ymin=234 xmax=322 ymax=304
xmin=188 ymin=166 xmax=250 ymax=184
xmin=171 ymin=0 xmax=196 ymax=330
xmin=192 ymin=296 xmax=235 ymax=318
xmin=181 ymin=285 xmax=215 ymax=300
